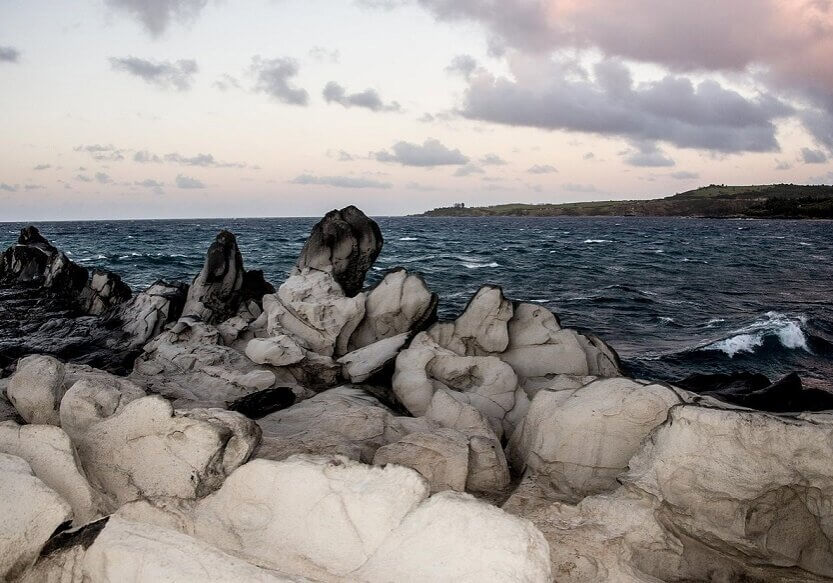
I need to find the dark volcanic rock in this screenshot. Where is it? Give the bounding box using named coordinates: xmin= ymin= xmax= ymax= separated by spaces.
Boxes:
xmin=227 ymin=387 xmax=296 ymax=419
xmin=679 ymin=371 xmax=833 ymax=412
xmin=296 ymin=205 xmax=383 ymax=297
xmin=241 ymin=269 xmax=275 ymax=307
xmin=182 ymin=230 xmax=246 ymax=323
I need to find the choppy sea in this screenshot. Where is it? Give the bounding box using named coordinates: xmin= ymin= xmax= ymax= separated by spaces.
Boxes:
xmin=2 ymin=216 xmax=831 ymax=387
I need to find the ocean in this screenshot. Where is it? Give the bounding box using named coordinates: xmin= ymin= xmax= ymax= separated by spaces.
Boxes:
xmin=2 ymin=216 xmax=831 ymax=388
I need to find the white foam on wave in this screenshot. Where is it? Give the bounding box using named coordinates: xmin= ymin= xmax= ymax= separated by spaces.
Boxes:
xmin=701 ymin=311 xmax=809 ymax=358
xmin=398 ymin=237 xmax=418 ymax=241
xmin=583 ymin=239 xmax=613 ymax=243
xmin=463 ymin=261 xmax=499 ymax=269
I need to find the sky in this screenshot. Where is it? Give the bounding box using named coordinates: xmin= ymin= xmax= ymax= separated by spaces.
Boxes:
xmin=1 ymin=0 xmax=833 ymax=220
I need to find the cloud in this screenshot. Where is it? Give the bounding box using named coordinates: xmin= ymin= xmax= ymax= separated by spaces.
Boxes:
xmin=291 ymin=174 xmax=392 ymax=188
xmin=134 ymin=178 xmax=164 ymax=193
xmin=373 ymin=138 xmax=468 ymax=166
xmin=583 ymin=152 xmax=595 ymax=160
xmin=453 ymin=164 xmax=484 ymax=177
xmin=479 ymin=153 xmax=506 ymax=165
xmin=322 ymin=82 xmax=400 ymax=112
xmin=309 ymin=47 xmax=340 ymax=63
xmin=0 ymin=183 xmax=18 ymax=192
xmin=250 ymin=56 xmax=308 ymax=106
xmin=109 ymin=56 xmax=198 ymax=91
xmin=212 ymin=74 xmax=240 ymax=92
xmin=74 ymin=144 xmax=126 ymax=161
xmin=133 ymin=149 xmax=245 ymax=167
xmin=623 ymin=141 xmax=675 ymax=167
xmin=801 ymin=147 xmax=828 ymax=164
xmin=105 ymin=0 xmax=208 ymax=37
xmin=461 ymin=56 xmax=792 ymax=154
xmin=75 ymin=174 xmax=93 ymax=182
xmin=0 ymin=46 xmax=20 ymax=63
xmin=670 ymin=170 xmax=700 ymax=180
xmin=809 ymin=170 xmax=833 ymax=185
xmin=446 ymin=54 xmax=478 ymax=78
xmin=33 ymin=164 xmax=51 ymax=171
xmin=95 ymin=172 xmax=113 ymax=184
xmin=527 ymin=164 xmax=557 ymax=174
xmin=175 ymin=174 xmax=205 ymax=188
xmin=24 ymin=184 xmax=44 ymax=191
xmin=775 ymin=160 xmax=792 ymax=170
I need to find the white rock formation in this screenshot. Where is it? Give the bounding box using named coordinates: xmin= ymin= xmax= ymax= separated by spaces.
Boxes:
xmin=373 ymin=428 xmax=470 ymax=493
xmin=59 ymin=375 xmax=147 ymax=442
xmin=348 ymin=267 xmax=437 ymax=350
xmin=337 ymin=332 xmax=409 ymax=383
xmin=7 ymin=354 xmax=67 ymax=425
xmin=72 ymin=395 xmax=258 ymax=508
xmin=0 ymin=453 xmax=72 ymax=580
xmin=508 ymin=378 xmax=684 ymax=500
xmin=245 ymin=335 xmax=305 ymax=367
xmin=0 ymin=422 xmax=102 ymax=524
xmin=192 ymin=455 xmax=551 ymax=582
xmin=115 ymin=280 xmax=187 ymax=347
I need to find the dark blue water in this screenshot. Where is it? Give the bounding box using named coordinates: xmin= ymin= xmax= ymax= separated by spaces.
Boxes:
xmin=2 ymin=217 xmax=832 ymax=388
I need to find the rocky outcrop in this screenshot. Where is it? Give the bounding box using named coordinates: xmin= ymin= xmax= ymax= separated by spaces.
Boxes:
xmin=182 ymin=230 xmax=246 ymax=324
xmin=0 ymin=453 xmax=72 ymax=580
xmin=295 ymin=205 xmax=383 ymax=297
xmin=192 ymin=455 xmax=551 ymax=582
xmin=507 ymin=378 xmax=685 ymax=501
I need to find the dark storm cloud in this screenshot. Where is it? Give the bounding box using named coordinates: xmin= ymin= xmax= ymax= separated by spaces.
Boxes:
xmin=801 ymin=147 xmax=829 ymax=164
xmin=461 ymin=58 xmax=792 ymax=153
xmin=175 ymin=174 xmax=205 ymax=188
xmin=291 ymin=174 xmax=392 ymax=188
xmin=322 ymin=82 xmax=400 ymax=112
xmin=250 ymin=56 xmax=308 ymax=106
xmin=0 ymin=46 xmax=20 ymax=63
xmin=372 ymin=138 xmax=469 ymax=166
xmin=106 ymin=0 xmax=208 ymax=37
xmin=109 ymin=56 xmax=198 ymax=91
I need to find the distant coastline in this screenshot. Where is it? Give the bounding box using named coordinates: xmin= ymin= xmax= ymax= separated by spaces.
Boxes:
xmin=414 ymin=184 xmax=833 ymax=219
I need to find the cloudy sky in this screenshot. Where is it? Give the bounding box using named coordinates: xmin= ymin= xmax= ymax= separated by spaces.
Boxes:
xmin=1 ymin=0 xmax=833 ymax=220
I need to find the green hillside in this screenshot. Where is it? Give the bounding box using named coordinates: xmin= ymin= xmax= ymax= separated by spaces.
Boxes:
xmin=417 ymin=184 xmax=833 ymax=219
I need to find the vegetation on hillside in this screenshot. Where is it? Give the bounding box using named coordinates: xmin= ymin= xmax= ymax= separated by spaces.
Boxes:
xmin=417 ymin=184 xmax=833 ymax=219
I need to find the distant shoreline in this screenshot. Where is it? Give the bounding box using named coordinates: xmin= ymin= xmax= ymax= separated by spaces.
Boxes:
xmin=414 ymin=184 xmax=833 ymax=220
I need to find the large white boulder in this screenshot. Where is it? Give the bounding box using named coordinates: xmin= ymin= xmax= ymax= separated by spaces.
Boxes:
xmin=0 ymin=422 xmax=102 ymax=524
xmin=507 ymin=378 xmax=684 ymax=500
xmin=192 ymin=455 xmax=551 ymax=582
xmin=0 ymin=453 xmax=72 ymax=580
xmin=255 ymin=386 xmax=406 ymax=463
xmin=348 ymin=268 xmax=437 ymax=350
xmin=245 ymin=335 xmax=305 ymax=367
xmin=73 ymin=395 xmax=259 ymax=508
xmin=7 ymin=354 xmax=67 ymax=425
xmin=337 ymin=332 xmax=409 ymax=383
xmin=60 ymin=375 xmax=147 ymax=442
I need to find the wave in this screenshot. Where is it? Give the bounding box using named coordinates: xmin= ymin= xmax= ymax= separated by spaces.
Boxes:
xmin=699 ymin=312 xmax=809 ymax=358
xmin=398 ymin=237 xmax=419 ymax=241
xmin=463 ymin=261 xmax=499 ymax=269
xmin=583 ymin=239 xmax=613 ymax=243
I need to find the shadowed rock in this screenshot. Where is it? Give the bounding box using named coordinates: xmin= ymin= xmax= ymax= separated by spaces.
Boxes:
xmin=227 ymin=387 xmax=296 ymax=419
xmin=679 ymin=371 xmax=833 ymax=412
xmin=296 ymin=205 xmax=383 ymax=297
xmin=182 ymin=230 xmax=246 ymax=324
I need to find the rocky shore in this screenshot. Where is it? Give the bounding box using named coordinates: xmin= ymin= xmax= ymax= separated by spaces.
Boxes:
xmin=1 ymin=207 xmax=832 ymax=582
